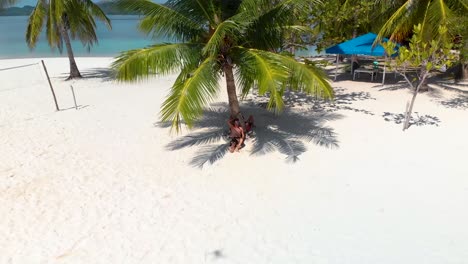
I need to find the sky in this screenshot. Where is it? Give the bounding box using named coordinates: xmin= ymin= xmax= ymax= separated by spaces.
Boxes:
xmin=15 ymin=0 xmax=165 ymax=7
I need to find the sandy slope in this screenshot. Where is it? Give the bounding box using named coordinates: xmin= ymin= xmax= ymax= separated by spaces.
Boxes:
xmin=1 ymin=57 xmax=467 ymax=264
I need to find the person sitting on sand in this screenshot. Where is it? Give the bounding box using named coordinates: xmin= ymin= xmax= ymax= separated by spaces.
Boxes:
xmin=241 ymin=115 xmax=255 ymax=134
xmin=227 ymin=118 xmax=245 ymax=153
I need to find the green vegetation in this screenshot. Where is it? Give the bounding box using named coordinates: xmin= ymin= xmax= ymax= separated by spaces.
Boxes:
xmin=383 ymin=25 xmax=456 ymax=130
xmin=112 ymin=0 xmax=334 ymax=132
xmin=307 ymin=0 xmax=384 ymax=52
xmin=26 ymin=0 xmax=112 ymax=79
xmin=4 ymin=0 xmax=467 ymax=132
xmin=376 ymin=0 xmax=467 ymax=80
xmin=0 ymin=1 xmax=138 ymax=15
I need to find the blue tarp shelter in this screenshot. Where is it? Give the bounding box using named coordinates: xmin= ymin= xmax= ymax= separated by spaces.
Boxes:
xmin=325 ymin=33 xmax=398 ymax=83
xmin=325 ymin=32 xmax=389 ymax=56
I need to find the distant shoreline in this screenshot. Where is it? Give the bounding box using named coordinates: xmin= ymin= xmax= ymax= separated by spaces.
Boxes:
xmin=0 ymin=55 xmax=116 ymax=61
xmin=0 ymin=4 xmax=140 ymax=16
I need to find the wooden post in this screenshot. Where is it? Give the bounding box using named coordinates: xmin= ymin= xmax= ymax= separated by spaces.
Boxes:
xmin=334 ymin=54 xmax=338 ymax=81
xmin=41 ymin=60 xmax=59 ymax=111
xmin=382 ymin=56 xmax=387 ymax=86
xmin=70 ymin=85 xmax=78 ymax=110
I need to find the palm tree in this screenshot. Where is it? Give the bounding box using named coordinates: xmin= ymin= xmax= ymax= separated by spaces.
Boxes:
xmin=112 ymin=0 xmax=333 ymax=132
xmin=375 ymin=0 xmax=468 ymax=81
xmin=26 ymin=0 xmax=111 ymax=80
xmin=376 ymin=0 xmax=467 ymax=42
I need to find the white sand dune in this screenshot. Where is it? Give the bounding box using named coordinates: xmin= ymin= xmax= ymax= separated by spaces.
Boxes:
xmin=1 ymin=57 xmax=467 ymax=264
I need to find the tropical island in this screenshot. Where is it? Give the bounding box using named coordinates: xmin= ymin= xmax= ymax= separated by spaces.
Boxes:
xmin=0 ymin=1 xmax=137 ymax=15
xmin=1 ymin=0 xmax=467 ymax=263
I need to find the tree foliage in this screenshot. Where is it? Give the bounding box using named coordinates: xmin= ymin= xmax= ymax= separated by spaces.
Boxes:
xmin=376 ymin=0 xmax=468 ymax=42
xmin=306 ymin=0 xmax=384 ymax=51
xmin=383 ymin=24 xmax=456 ymax=130
xmin=26 ymin=0 xmax=111 ymax=51
xmin=26 ymin=0 xmax=111 ymax=79
xmin=112 ymin=0 xmax=334 ymax=132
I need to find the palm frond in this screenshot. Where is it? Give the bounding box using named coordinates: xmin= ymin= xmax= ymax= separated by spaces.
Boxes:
xmin=278 ymin=54 xmax=334 ymax=99
xmin=160 ymin=56 xmax=221 ymax=132
xmin=60 ymin=0 xmax=111 ymax=49
xmin=116 ymin=0 xmax=205 ymax=42
xmin=202 ymin=19 xmax=241 ymax=56
xmin=167 ymin=0 xmax=218 ymax=25
xmin=112 ymin=43 xmax=203 ymax=81
xmin=234 ymin=47 xmax=333 ymax=113
xmin=377 ymin=0 xmax=465 ymax=42
xmin=376 ymin=0 xmax=414 ymax=42
xmin=26 ymin=0 xmax=46 ymax=49
xmin=236 ymin=0 xmax=317 ymax=50
xmin=427 ymin=0 xmax=454 ymax=36
xmin=50 ymin=0 xmax=64 ymax=24
xmin=233 ymin=47 xmax=288 ymax=112
xmin=81 ymin=0 xmax=111 ymax=29
xmin=45 ymin=0 xmax=62 ymax=49
xmin=65 ymin=1 xmax=97 ymax=45
xmin=456 ymin=0 xmax=468 ymax=10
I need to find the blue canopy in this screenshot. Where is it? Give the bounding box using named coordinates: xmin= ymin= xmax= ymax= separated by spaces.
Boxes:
xmin=325 ymin=33 xmax=396 ymax=56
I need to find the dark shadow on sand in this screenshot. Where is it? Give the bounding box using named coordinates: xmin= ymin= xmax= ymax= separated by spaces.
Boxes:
xmin=246 ymin=89 xmax=375 ymax=116
xmin=382 ymin=112 xmax=441 ymax=128
xmin=58 ymin=67 xmax=116 ymax=81
xmin=440 ymin=95 xmax=468 ymax=109
xmin=157 ymin=103 xmax=342 ymax=168
xmin=430 ymin=79 xmax=468 ymax=109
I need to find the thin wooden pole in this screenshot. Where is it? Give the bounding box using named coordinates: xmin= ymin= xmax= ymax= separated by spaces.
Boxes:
xmin=41 ymin=60 xmax=59 ymax=111
xmin=334 ymin=54 xmax=338 ymax=81
xmin=70 ymin=85 xmax=78 ymax=110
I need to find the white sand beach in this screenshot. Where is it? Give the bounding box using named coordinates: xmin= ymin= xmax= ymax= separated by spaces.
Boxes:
xmin=1 ymin=57 xmax=468 ymax=263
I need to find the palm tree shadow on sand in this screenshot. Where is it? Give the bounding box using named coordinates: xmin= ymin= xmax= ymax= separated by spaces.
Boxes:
xmin=157 ymin=103 xmax=342 ymax=168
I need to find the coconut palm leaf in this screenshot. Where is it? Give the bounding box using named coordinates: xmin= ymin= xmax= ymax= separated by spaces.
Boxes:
xmin=232 ymin=48 xmax=288 ymax=112
xmin=26 ymin=0 xmax=47 ymax=49
xmin=238 ymin=0 xmax=299 ymax=49
xmin=45 ymin=0 xmax=63 ymax=49
xmin=235 ymin=47 xmax=333 ymax=110
xmin=427 ymin=0 xmax=454 ymax=36
xmin=167 ymin=0 xmax=219 ymax=25
xmin=377 ymin=0 xmax=421 ymax=41
xmin=202 ymin=19 xmax=242 ymax=57
xmin=113 ymin=43 xmax=204 ymax=81
xmin=63 ymin=0 xmax=111 ymax=48
xmin=160 ymin=56 xmax=221 ymax=131
xmin=26 ymin=0 xmax=111 ymax=79
xmin=377 ymin=0 xmax=468 ymax=42
xmin=81 ymin=0 xmax=111 ymax=27
xmin=116 ymin=0 xmax=204 ymax=42
xmin=114 ymin=0 xmax=334 ymax=132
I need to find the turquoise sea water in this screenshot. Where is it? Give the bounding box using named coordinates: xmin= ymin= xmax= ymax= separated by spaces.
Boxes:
xmin=0 ymin=15 xmax=320 ymax=59
xmin=0 ymin=15 xmax=161 ymax=59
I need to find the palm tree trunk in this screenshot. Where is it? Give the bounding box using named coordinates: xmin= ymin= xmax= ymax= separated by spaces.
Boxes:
xmin=463 ymin=63 xmax=468 ymax=80
xmin=59 ymin=24 xmax=81 ymax=80
xmin=224 ymin=64 xmax=240 ymax=118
